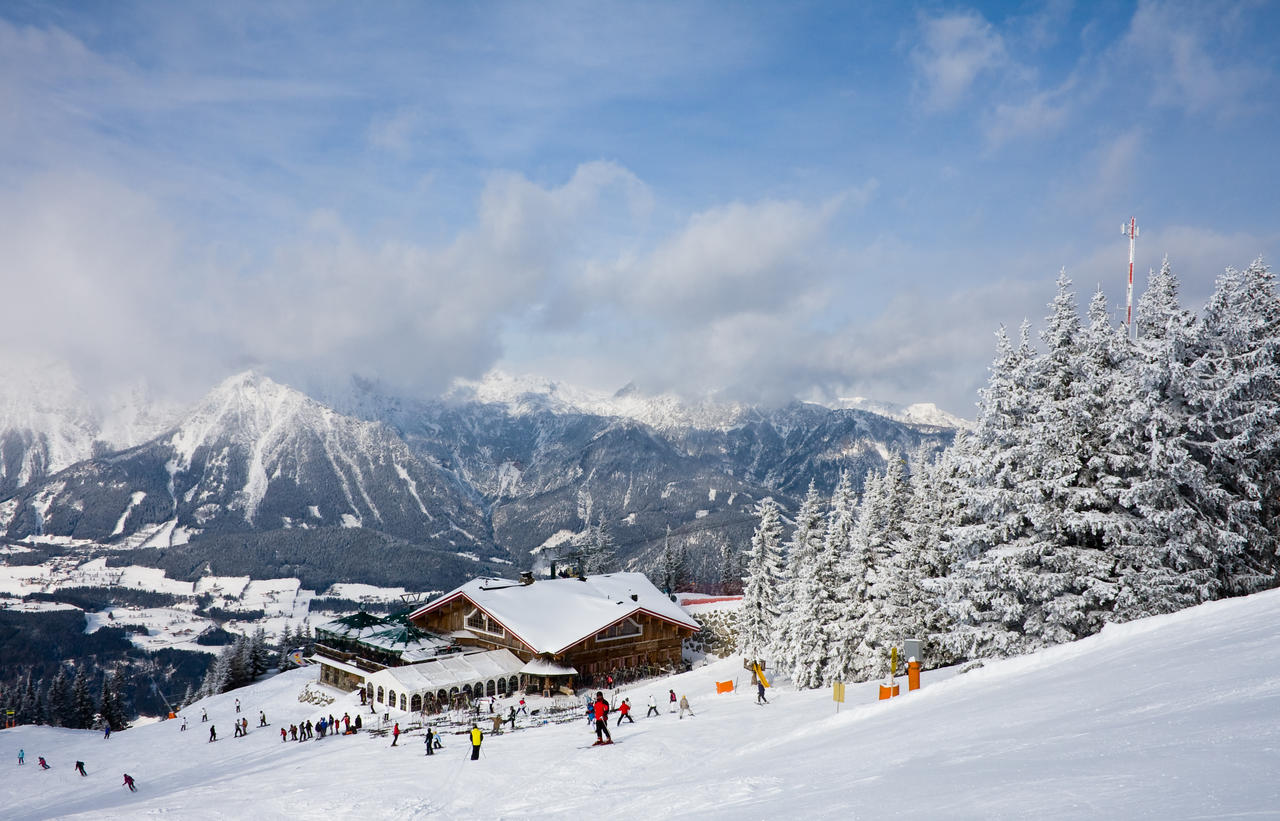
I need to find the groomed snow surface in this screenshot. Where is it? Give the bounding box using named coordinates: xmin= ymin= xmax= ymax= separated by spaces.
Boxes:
xmin=6 ymin=589 xmax=1280 ymax=820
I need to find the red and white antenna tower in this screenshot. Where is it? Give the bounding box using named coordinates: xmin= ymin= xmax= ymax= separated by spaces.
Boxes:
xmin=1123 ymin=217 xmax=1139 ymax=339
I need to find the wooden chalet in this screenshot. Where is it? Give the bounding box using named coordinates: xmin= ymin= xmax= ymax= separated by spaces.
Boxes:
xmin=408 ymin=571 xmax=700 ymax=693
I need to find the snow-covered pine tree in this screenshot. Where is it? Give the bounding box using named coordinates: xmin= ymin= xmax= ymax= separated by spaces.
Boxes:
xmin=1186 ymin=259 xmax=1280 ymax=594
xmin=250 ymin=626 xmax=271 ymax=679
xmin=278 ymin=623 xmax=297 ymax=670
xmin=736 ymin=497 xmax=785 ymax=665
xmin=771 ymin=481 xmax=826 ymax=674
xmin=940 ymin=322 xmax=1044 ymax=660
xmin=791 ymin=472 xmax=855 ymax=687
xmin=582 ymin=515 xmax=618 ymax=574
xmin=199 ymin=646 xmax=232 ymax=697
xmin=1114 ymin=260 xmax=1219 ymax=618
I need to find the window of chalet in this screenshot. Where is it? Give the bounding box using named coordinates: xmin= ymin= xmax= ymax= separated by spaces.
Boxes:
xmin=595 ymin=618 xmax=642 ymax=643
xmin=465 ymin=608 xmax=505 ymax=637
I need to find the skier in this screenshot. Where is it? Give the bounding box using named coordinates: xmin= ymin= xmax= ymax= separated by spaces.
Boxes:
xmin=38 ymin=757 xmax=50 ymax=770
xmin=289 ymin=724 xmax=297 ymax=741
xmin=233 ymin=722 xmax=242 ymax=738
xmin=75 ymin=761 xmax=87 ymax=777
xmin=209 ymin=725 xmax=217 ymax=742
xmin=470 ymin=724 xmax=483 ymax=760
xmin=281 ymin=727 xmax=287 ymax=743
xmin=123 ymin=773 xmax=137 ymax=792
xmin=669 ymin=689 xmax=677 ymax=713
xmin=489 ymin=695 xmax=495 ymax=714
xmin=103 ymin=725 xmax=111 ymax=740
xmin=507 ymin=705 xmax=517 ymax=731
xmin=646 ymin=694 xmax=659 ymax=718
xmin=18 ymin=749 xmax=24 ymax=765
xmin=180 ymin=717 xmax=188 ymax=732
xmin=757 ymin=681 xmax=768 ymax=704
xmin=592 ymin=691 xmax=612 ymax=745
xmin=259 ymin=710 xmax=267 ymax=727
xmin=391 ymin=722 xmax=400 ymax=746
xmin=201 ymin=708 xmax=207 ymax=723
xmin=235 ymin=698 xmax=241 ymax=714
xmin=241 ymin=717 xmax=249 ymax=736
xmin=491 ymin=713 xmax=503 ymax=735
xmin=425 ymin=727 xmax=435 ymax=756
xmin=616 ymin=698 xmax=634 ymax=726
xmin=517 ymin=697 xmax=528 ymax=715
xmin=679 ymin=694 xmax=694 ymax=719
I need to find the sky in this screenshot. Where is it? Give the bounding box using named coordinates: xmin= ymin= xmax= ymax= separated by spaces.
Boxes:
xmin=4 ymin=587 xmax=1280 ymax=818
xmin=1 ymin=1 xmax=1277 ymax=416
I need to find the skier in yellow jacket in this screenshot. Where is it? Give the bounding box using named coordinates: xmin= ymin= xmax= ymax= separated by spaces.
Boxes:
xmin=470 ymin=724 xmax=483 ymax=760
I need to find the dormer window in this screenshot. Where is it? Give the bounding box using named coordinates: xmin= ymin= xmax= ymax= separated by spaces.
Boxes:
xmin=465 ymin=608 xmax=505 ymax=637
xmin=596 ymin=618 xmax=642 ymax=643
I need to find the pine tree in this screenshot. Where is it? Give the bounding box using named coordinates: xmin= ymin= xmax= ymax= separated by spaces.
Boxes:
xmin=772 ymin=481 xmax=826 ymax=674
xmin=70 ymin=668 xmax=97 ymax=730
xmin=278 ymin=624 xmax=297 ymax=671
xmin=46 ymin=667 xmax=72 ymax=728
xmin=791 ymin=473 xmax=854 ymax=688
xmin=99 ymin=673 xmax=128 ymax=731
xmin=736 ymin=497 xmax=785 ymax=664
xmin=582 ymin=515 xmax=618 ymax=574
xmin=250 ymin=626 xmax=271 ymax=679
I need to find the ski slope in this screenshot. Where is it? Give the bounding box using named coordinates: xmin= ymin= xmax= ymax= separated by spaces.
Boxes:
xmin=5 ymin=588 xmax=1280 ymax=820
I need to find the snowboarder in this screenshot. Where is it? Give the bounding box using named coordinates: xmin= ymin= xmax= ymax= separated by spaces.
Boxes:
xmin=103 ymin=725 xmax=111 ymax=740
xmin=679 ymin=694 xmax=694 ymax=719
xmin=616 ymin=698 xmax=634 ymax=726
xmin=209 ymin=725 xmax=217 ymax=742
xmin=470 ymin=724 xmax=483 ymax=760
xmin=669 ymin=689 xmax=677 ymax=713
xmin=235 ymin=698 xmax=241 ymax=713
xmin=38 ymin=757 xmax=50 ymax=770
xmin=181 ymin=717 xmax=188 ymax=731
xmin=391 ymin=722 xmax=400 ymax=746
xmin=757 ymin=681 xmax=768 ymax=704
xmin=646 ymin=694 xmax=659 ymax=717
xmin=259 ymin=710 xmax=267 ymax=727
xmin=18 ymin=749 xmax=24 ymax=765
xmin=123 ymin=773 xmax=136 ymax=792
xmin=592 ymin=692 xmax=612 ymax=745
xmin=201 ymin=708 xmax=207 ymax=722
xmin=75 ymin=761 xmax=87 ymax=777
xmin=425 ymin=727 xmax=435 ymax=756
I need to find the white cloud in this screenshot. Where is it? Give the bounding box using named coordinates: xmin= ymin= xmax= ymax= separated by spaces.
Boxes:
xmin=910 ymin=11 xmax=1008 ymax=111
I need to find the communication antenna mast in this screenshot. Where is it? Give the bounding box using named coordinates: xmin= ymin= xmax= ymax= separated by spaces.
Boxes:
xmin=1123 ymin=217 xmax=1139 ymax=340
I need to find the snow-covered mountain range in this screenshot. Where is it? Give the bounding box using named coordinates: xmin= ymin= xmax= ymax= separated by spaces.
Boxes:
xmin=0 ymin=368 xmax=957 ymax=588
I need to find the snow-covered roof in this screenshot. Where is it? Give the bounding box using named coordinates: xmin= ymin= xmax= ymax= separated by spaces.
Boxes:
xmin=364 ymin=650 xmax=525 ymax=697
xmin=519 ymin=658 xmax=578 ymax=676
xmin=409 ymin=572 xmax=700 ymax=655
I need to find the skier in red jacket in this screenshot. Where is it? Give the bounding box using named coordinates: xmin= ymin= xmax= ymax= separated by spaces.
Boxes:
xmin=592 ymin=692 xmax=612 ymax=745
xmin=615 ymin=698 xmax=634 ymax=726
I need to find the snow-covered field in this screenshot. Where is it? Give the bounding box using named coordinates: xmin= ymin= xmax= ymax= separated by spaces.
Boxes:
xmin=5 ymin=588 xmax=1280 ymax=819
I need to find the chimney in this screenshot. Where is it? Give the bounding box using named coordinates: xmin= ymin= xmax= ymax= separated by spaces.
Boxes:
xmin=519 ymin=571 xmax=534 ymax=585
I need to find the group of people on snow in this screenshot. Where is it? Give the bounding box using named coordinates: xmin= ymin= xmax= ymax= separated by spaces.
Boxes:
xmin=18 ymin=745 xmax=139 ymax=793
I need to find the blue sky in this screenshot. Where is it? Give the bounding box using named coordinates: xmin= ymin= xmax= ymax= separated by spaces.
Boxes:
xmin=1 ymin=1 xmax=1276 ymax=415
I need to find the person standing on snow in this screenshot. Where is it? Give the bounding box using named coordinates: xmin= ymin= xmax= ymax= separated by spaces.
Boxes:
xmin=259 ymin=710 xmax=267 ymax=727
xmin=425 ymin=727 xmax=435 ymax=756
xmin=180 ymin=717 xmax=188 ymax=731
xmin=491 ymin=713 xmax=503 ymax=735
xmin=123 ymin=773 xmax=137 ymax=792
xmin=18 ymin=749 xmax=24 ymax=765
xmin=507 ymin=705 xmax=517 ymax=731
xmin=209 ymin=725 xmax=217 ymax=742
xmin=646 ymin=694 xmax=659 ymax=718
xmin=669 ymin=689 xmax=678 ymax=713
xmin=517 ymin=697 xmax=528 ymax=715
xmin=679 ymin=694 xmax=694 ymax=719
xmin=235 ymin=698 xmax=241 ymax=714
xmin=757 ymin=681 xmax=768 ymax=704
xmin=201 ymin=708 xmax=207 ymax=723
xmin=391 ymin=722 xmax=401 ymax=746
xmin=616 ymin=699 xmax=634 ymax=726
xmin=281 ymin=727 xmax=287 ymax=743
xmin=592 ymin=691 xmax=613 ymax=745
xmin=103 ymin=725 xmax=111 ymax=740
xmin=470 ymin=724 xmax=483 ymax=760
